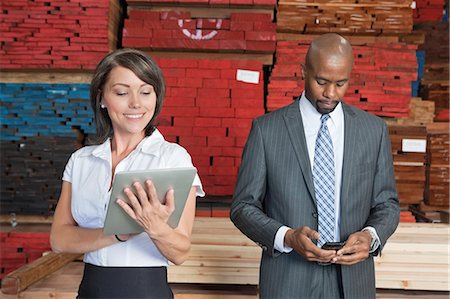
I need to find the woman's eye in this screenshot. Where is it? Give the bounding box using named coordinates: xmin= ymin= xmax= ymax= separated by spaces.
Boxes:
xmin=116 ymin=92 xmax=127 ymax=96
xmin=141 ymin=91 xmax=152 ymax=95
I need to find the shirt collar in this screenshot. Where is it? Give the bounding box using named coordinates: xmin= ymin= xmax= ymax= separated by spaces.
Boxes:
xmin=88 ymin=129 xmax=165 ymax=159
xmin=299 ymin=91 xmax=344 ymax=127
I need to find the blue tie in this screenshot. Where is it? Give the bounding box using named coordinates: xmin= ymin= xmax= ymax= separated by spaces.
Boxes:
xmin=313 ymin=114 xmax=335 ymax=247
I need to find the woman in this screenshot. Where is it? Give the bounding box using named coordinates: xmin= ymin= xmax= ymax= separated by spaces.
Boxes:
xmin=50 ymin=48 xmax=204 ymax=298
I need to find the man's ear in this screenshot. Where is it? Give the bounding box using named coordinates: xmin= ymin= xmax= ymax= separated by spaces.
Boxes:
xmin=300 ymin=63 xmax=306 ymax=80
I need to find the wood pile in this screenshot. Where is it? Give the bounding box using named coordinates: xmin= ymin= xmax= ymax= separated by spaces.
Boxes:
xmin=425 ymin=123 xmax=449 ymax=207
xmin=0 ymin=137 xmax=79 ymax=215
xmin=395 ymin=97 xmax=435 ymax=125
xmin=374 ymin=222 xmax=450 ymax=291
xmin=267 ymin=40 xmax=418 ymax=117
xmin=0 ymin=0 xmax=121 ymax=70
xmin=416 ymin=21 xmax=449 ymax=121
xmin=168 ymin=217 xmax=261 ymax=284
xmin=123 ymin=10 xmax=276 ymax=53
xmin=2 ymin=219 xmax=449 ymax=297
xmin=389 ymin=125 xmax=428 ymax=206
xmin=413 ymin=0 xmax=446 ymax=21
xmin=0 ymin=231 xmax=51 ymax=282
xmin=276 ymin=0 xmax=414 ymax=34
xmin=156 ymin=58 xmax=265 ymax=195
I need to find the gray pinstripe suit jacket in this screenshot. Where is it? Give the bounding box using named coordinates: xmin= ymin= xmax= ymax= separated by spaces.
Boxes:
xmin=230 ymin=100 xmax=400 ymax=299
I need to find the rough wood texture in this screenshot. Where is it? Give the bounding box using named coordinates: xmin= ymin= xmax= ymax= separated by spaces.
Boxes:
xmin=3 ymin=219 xmax=449 ymax=299
xmin=1 ymin=252 xmax=82 ymax=295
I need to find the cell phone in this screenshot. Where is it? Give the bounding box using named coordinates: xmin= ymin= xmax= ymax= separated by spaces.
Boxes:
xmin=321 ymin=241 xmax=345 ymax=250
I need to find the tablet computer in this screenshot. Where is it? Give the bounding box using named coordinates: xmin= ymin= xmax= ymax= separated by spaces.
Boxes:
xmin=103 ymin=167 xmax=197 ymax=235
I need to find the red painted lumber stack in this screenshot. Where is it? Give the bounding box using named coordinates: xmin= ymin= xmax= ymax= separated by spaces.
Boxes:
xmin=0 ymin=232 xmax=51 ymax=281
xmin=413 ymin=0 xmax=445 ymax=21
xmin=0 ymin=0 xmax=120 ymax=70
xmin=268 ymin=40 xmax=418 ymax=117
xmin=123 ymin=10 xmax=276 ymax=53
xmin=155 ymin=58 xmax=264 ymax=196
xmin=126 ymin=0 xmax=276 ymax=5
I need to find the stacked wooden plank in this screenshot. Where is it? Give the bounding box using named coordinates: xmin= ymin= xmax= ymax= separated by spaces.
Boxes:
xmin=395 ymin=97 xmax=435 ymax=125
xmin=413 ymin=0 xmax=446 ymax=21
xmin=0 ymin=232 xmax=51 ymax=281
xmin=0 ymin=0 xmax=121 ymax=70
xmin=168 ymin=217 xmax=261 ymax=284
xmin=3 ymin=219 xmax=449 ymax=297
xmin=123 ymin=10 xmax=276 ymax=53
xmin=276 ymin=0 xmax=414 ymax=35
xmin=267 ymin=40 xmax=418 ymax=118
xmin=425 ymin=124 xmax=449 ymax=207
xmin=156 ymin=58 xmax=264 ymax=195
xmin=0 ymin=137 xmax=79 ymax=215
xmin=416 ymin=21 xmax=449 ymax=121
xmin=374 ymin=222 xmax=450 ymax=291
xmin=389 ymin=125 xmax=428 ymax=206
xmin=127 ymin=0 xmax=276 ymax=5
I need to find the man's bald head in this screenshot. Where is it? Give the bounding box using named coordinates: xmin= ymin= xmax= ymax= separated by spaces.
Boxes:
xmin=301 ymin=33 xmax=354 ymax=114
xmin=305 ymin=33 xmax=354 ymax=70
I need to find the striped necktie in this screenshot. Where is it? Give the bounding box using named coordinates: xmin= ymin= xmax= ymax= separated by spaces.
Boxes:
xmin=313 ymin=114 xmax=335 ymax=247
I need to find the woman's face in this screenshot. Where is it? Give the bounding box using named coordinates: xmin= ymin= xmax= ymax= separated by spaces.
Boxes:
xmin=101 ymin=66 xmax=157 ymax=138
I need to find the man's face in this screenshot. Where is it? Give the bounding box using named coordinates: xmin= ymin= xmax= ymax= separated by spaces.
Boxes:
xmin=302 ymin=53 xmax=352 ymax=114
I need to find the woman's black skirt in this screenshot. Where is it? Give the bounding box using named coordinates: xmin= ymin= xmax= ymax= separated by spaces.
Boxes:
xmin=77 ymin=263 xmax=174 ymax=299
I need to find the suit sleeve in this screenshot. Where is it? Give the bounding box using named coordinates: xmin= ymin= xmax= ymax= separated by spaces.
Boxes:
xmin=364 ymin=123 xmax=400 ymax=255
xmin=230 ymin=119 xmax=284 ymax=257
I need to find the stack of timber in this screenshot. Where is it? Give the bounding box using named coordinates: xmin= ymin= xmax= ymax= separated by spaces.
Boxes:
xmin=0 ymin=82 xmax=89 ymax=215
xmin=267 ymin=40 xmax=417 ymax=117
xmin=123 ymin=10 xmax=276 ymax=53
xmin=155 ymin=58 xmax=265 ymax=195
xmin=276 ymin=0 xmax=414 ymax=35
xmin=2 ymin=219 xmax=449 ymax=297
xmin=425 ymin=123 xmax=450 ymax=207
xmin=374 ymin=222 xmax=450 ymax=291
xmin=123 ymin=0 xmax=276 ymax=54
xmin=0 ymin=231 xmax=51 ymax=281
xmin=415 ymin=21 xmax=449 ymax=121
xmin=395 ymin=97 xmax=435 ymax=125
xmin=0 ymin=0 xmax=121 ymax=70
xmin=168 ymin=217 xmax=260 ymax=284
xmin=388 ymin=125 xmax=428 ymax=206
xmin=413 ymin=0 xmax=446 ymax=21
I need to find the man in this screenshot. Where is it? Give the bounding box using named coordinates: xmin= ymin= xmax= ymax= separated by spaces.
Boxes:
xmin=230 ymin=33 xmax=400 ymax=299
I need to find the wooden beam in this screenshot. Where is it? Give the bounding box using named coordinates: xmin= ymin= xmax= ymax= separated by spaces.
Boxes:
xmin=0 ymin=71 xmax=93 ymax=84
xmin=1 ymin=252 xmax=82 ymax=295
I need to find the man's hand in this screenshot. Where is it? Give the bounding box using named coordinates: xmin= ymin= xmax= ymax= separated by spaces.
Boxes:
xmin=332 ymin=230 xmax=371 ymax=265
xmin=284 ymin=226 xmax=337 ymax=263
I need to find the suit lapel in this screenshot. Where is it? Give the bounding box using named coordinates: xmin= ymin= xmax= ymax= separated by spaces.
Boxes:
xmin=340 ymin=102 xmax=358 ymax=237
xmin=283 ymin=101 xmax=317 ymax=205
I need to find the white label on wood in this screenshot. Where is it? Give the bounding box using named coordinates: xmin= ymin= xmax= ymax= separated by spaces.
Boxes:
xmin=402 ymin=139 xmax=426 ymax=153
xmin=236 ymin=69 xmax=260 ymax=84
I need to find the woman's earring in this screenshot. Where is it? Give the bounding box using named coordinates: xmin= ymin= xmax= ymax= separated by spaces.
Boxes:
xmin=100 ymin=103 xmax=106 ymax=109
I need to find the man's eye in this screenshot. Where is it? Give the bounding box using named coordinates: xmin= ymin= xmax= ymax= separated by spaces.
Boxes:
xmin=317 ymin=80 xmax=326 ymax=86
xmin=337 ymin=82 xmax=346 ymax=87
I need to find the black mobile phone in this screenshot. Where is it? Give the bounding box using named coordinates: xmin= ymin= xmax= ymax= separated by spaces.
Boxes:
xmin=321 ymin=241 xmax=345 ymax=250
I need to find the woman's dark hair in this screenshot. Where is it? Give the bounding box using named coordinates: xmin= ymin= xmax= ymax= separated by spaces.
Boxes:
xmin=89 ymin=48 xmax=166 ymax=144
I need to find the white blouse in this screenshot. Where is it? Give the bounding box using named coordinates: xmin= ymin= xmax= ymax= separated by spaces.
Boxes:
xmin=62 ymin=129 xmax=205 ymax=267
